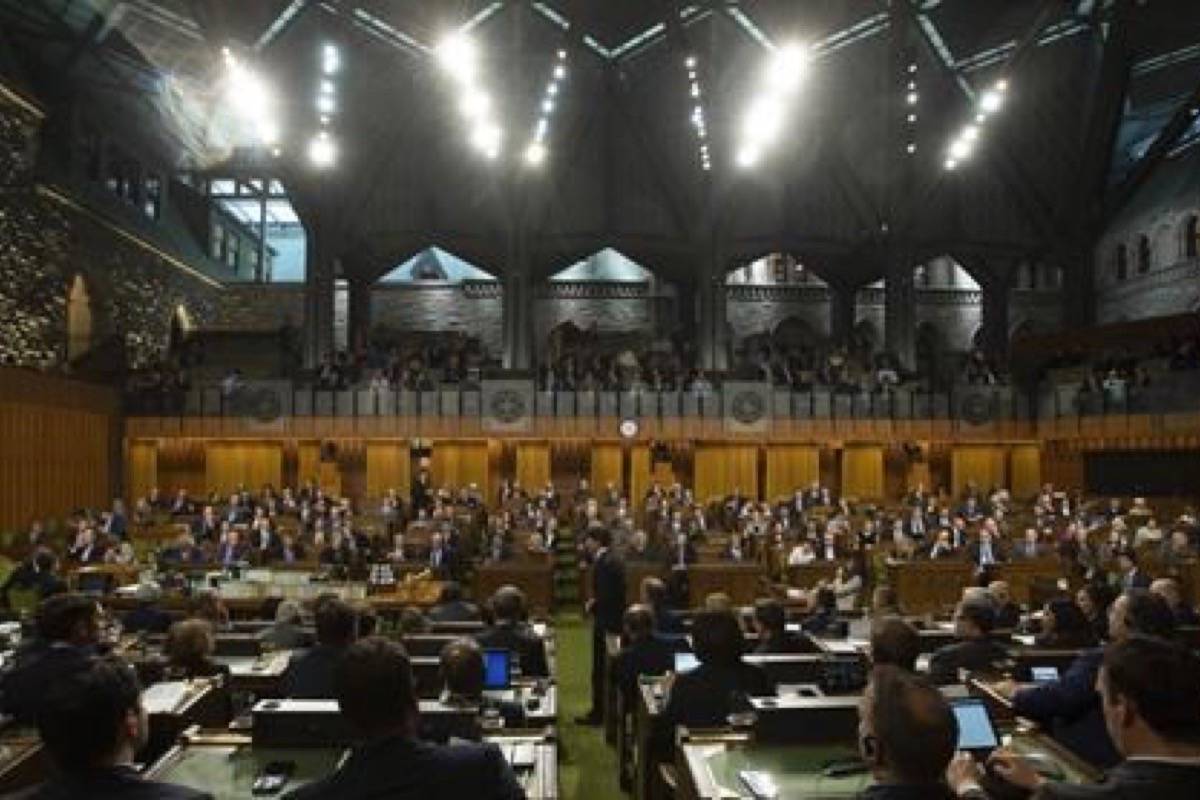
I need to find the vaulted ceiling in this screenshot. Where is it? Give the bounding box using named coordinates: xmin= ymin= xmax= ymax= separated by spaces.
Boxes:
xmin=2 ymin=0 xmax=1199 ymax=287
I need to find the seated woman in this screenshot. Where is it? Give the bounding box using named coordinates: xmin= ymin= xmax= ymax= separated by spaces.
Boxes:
xmin=164 ymin=619 xmax=230 ymax=680
xmin=1035 ymin=598 xmax=1098 ymax=649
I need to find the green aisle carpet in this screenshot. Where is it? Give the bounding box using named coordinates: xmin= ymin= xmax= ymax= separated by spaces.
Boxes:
xmin=555 ymin=612 xmax=624 ymax=800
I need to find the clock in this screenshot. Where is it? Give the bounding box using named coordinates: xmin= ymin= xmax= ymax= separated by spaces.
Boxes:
xmin=619 ymin=418 xmax=639 ymax=439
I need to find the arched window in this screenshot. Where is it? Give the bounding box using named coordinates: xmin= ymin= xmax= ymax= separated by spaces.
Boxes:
xmin=1115 ymin=244 xmax=1128 ymax=281
xmin=67 ymin=275 xmax=93 ymax=361
xmin=1138 ymin=235 xmax=1152 ymax=274
xmin=1185 ymin=215 xmax=1199 ymax=260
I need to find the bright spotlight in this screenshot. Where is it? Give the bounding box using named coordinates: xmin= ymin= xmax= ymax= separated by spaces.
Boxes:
xmin=765 ymin=42 xmax=807 ymax=95
xmin=906 ymin=142 xmax=916 ymax=154
xmin=525 ymin=142 xmax=547 ymax=166
xmin=542 ymin=99 xmax=555 ymax=114
xmin=979 ymin=90 xmax=1003 ymax=114
xmin=557 ymin=49 xmax=567 ymax=60
xmin=226 ymin=62 xmax=270 ymax=119
xmin=471 ymin=123 xmax=503 ymax=156
xmin=962 ymin=124 xmax=979 ymax=142
xmin=459 ymin=89 xmax=491 ymax=120
xmin=554 ymin=65 xmax=566 ymax=80
xmin=736 ymin=146 xmax=760 ymax=169
xmin=308 ymin=133 xmax=336 ymax=167
xmin=258 ymin=120 xmax=280 ymax=146
xmin=944 ymin=158 xmax=958 ymax=170
xmin=685 ymin=55 xmax=697 ymax=69
xmin=437 ymin=34 xmax=478 ymax=82
xmin=322 ymin=44 xmax=340 ymax=75
xmin=949 ymin=137 xmax=972 ymax=160
xmin=906 ymin=91 xmax=919 ymax=105
xmin=316 ymin=94 xmax=336 ymax=114
xmin=995 ymin=79 xmax=1009 ymax=92
xmin=548 ymin=83 xmax=558 ymax=96
xmin=743 ymin=97 xmax=783 ymax=145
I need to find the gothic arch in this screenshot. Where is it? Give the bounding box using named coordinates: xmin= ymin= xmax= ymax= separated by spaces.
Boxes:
xmin=66 ymin=274 xmax=93 ymax=361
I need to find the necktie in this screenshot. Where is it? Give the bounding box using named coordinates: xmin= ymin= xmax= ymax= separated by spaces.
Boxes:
xmin=982 ymin=543 xmax=992 ymax=565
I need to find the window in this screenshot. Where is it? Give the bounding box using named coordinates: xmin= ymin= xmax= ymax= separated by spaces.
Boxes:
xmin=1137 ymin=235 xmax=1151 ymax=274
xmin=1186 ymin=215 xmax=1199 ymax=260
xmin=211 ymin=222 xmax=224 ymax=260
xmin=1115 ymin=244 xmax=1128 ymax=281
xmin=143 ymin=175 xmax=161 ymax=220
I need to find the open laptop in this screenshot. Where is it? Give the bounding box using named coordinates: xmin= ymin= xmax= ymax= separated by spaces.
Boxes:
xmin=950 ymin=697 xmax=1001 ymax=757
xmin=483 ymin=649 xmax=512 ymax=690
xmin=1030 ymin=665 xmax=1060 ymax=684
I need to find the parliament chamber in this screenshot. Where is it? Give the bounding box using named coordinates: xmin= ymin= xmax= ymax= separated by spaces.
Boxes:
xmin=3 ymin=1 xmax=1200 ymax=799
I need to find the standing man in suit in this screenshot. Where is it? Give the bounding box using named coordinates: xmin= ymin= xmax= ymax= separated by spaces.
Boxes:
xmin=1117 ymin=549 xmax=1151 ymax=590
xmin=577 ymin=527 xmax=626 ymax=725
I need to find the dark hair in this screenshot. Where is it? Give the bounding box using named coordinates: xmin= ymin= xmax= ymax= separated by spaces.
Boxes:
xmin=315 ymin=598 xmax=358 ymax=647
xmin=335 ymin=637 xmax=417 ymax=736
xmin=623 ymin=604 xmax=655 ymax=640
xmin=1122 ymin=589 xmax=1176 ymax=639
xmin=33 ymin=547 xmax=56 ymax=573
xmin=641 ymin=577 xmax=667 ymax=608
xmin=870 ymin=616 xmax=921 ymax=672
xmin=37 ymin=656 xmax=141 ymax=771
xmin=691 ymin=610 xmax=746 ymax=666
xmin=398 ymin=606 xmax=430 ymax=634
xmin=957 ymin=597 xmax=996 ymax=635
xmin=439 ymin=582 xmax=463 ymax=603
xmin=869 ymin=665 xmax=957 ymax=784
xmin=355 ymin=603 xmax=379 ymax=638
xmin=1102 ymin=635 xmax=1200 ymax=744
xmin=35 ymin=593 xmax=98 ymax=642
xmin=491 ymin=585 xmax=527 ymax=623
xmin=814 ymin=587 xmax=837 ymax=613
xmin=1043 ymin=599 xmax=1096 ymax=648
xmin=586 ymin=527 xmax=612 ymax=548
xmin=753 ymin=598 xmax=786 ymax=636
xmin=439 ymin=637 xmax=485 ymax=699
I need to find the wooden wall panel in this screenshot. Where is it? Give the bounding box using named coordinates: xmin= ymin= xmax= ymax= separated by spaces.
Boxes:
xmin=432 ymin=441 xmax=489 ymax=497
xmin=841 ymin=446 xmax=884 ymax=500
xmin=1010 ymin=445 xmax=1042 ymax=501
xmin=204 ymin=443 xmax=283 ymax=495
xmin=951 ymin=445 xmax=1008 ymax=498
xmin=365 ymin=443 xmax=410 ymax=502
xmin=515 ymin=442 xmax=551 ymax=491
xmin=630 ymin=446 xmax=651 ymax=508
xmin=694 ymin=445 xmax=758 ymax=502
xmin=765 ymin=445 xmax=819 ymax=501
xmin=126 ymin=441 xmax=158 ymax=506
xmin=591 ymin=443 xmax=623 ymax=494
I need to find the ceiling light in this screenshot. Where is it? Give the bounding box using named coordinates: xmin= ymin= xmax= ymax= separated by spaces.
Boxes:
xmin=271 ymin=147 xmax=281 ymax=157
xmin=906 ymin=92 xmax=918 ymax=105
xmin=322 ymin=44 xmax=340 ymax=75
xmin=258 ymin=120 xmax=280 ymax=145
xmin=995 ymin=79 xmax=1008 ymax=92
xmin=542 ymin=99 xmax=554 ymax=114
xmin=554 ymin=65 xmax=566 ymax=80
xmin=436 ymin=34 xmax=478 ymax=82
xmin=308 ymin=133 xmax=336 ymax=167
xmin=908 ymin=113 xmax=917 ymax=123
xmin=459 ymin=89 xmax=491 ymax=120
xmin=908 ymin=63 xmax=917 ymax=73
xmin=470 ymin=123 xmax=503 ymax=155
xmin=685 ymin=55 xmax=697 ymax=69
xmin=907 ymin=81 xmax=916 ymax=91
xmin=558 ymin=49 xmax=567 ymax=60
xmin=949 ymin=138 xmax=972 ymax=160
xmin=765 ymin=42 xmax=807 ymax=95
xmin=962 ymin=124 xmax=979 ymax=142
xmin=316 ymin=94 xmax=336 ymax=114
xmin=906 ymin=143 xmax=916 ymax=154
xmin=319 ymin=80 xmax=334 ymax=96
xmin=525 ymin=142 xmax=546 ymax=166
xmin=979 ymin=90 xmax=1003 ymax=114
xmin=547 ymin=83 xmax=558 ymax=96
xmin=736 ymin=147 xmax=760 ymax=169
xmin=743 ymin=98 xmax=783 ymax=145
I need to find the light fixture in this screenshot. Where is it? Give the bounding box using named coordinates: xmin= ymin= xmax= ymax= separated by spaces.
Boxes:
xmin=470 ymin=122 xmax=503 ymax=157
xmin=736 ymin=147 xmax=759 ymax=169
xmin=944 ymin=158 xmax=958 ymax=170
xmin=322 ymin=44 xmax=340 ymax=75
xmin=906 ymin=92 xmax=918 ymax=105
xmin=309 ymin=132 xmax=336 ymax=167
xmin=685 ymin=55 xmax=697 ymax=69
xmin=547 ymin=83 xmax=558 ymax=96
xmin=979 ymin=90 xmax=1003 ymax=114
xmin=962 ymin=124 xmax=979 ymax=142
xmin=557 ymin=49 xmax=567 ymax=60
xmin=554 ymin=65 xmax=566 ymax=80
xmin=459 ymin=89 xmax=491 ymax=120
xmin=316 ymin=94 xmax=336 ymax=114
xmin=906 ymin=143 xmax=916 ymax=154
xmin=436 ymin=34 xmax=478 ymax=83
xmin=949 ymin=138 xmax=972 ymax=160
xmin=525 ymin=142 xmax=547 ymax=166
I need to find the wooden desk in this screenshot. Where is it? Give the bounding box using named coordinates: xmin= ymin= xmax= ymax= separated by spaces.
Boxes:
xmin=886 ymin=560 xmax=973 ymax=615
xmin=475 ymin=562 xmax=555 ymax=615
xmin=0 ymin=735 xmax=47 ymax=796
xmin=632 ymin=681 xmax=667 ymax=800
xmin=687 ymin=564 xmax=765 ymax=607
xmin=786 ymin=562 xmax=839 ymax=590
xmin=994 ymin=559 xmax=1065 ymax=606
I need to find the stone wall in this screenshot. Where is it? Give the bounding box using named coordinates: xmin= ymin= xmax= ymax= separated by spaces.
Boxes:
xmin=727 ymin=286 xmax=833 ymax=343
xmin=210 ymin=283 xmax=306 ymax=331
xmin=371 ymin=285 xmax=503 ymax=350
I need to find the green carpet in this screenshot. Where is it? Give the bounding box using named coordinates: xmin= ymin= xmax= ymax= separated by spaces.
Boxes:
xmin=555 ymin=612 xmax=625 ymax=799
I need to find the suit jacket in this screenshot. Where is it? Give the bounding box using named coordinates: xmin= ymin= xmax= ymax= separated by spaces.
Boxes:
xmin=965 ymin=541 xmax=1006 ymax=566
xmin=591 ymin=550 xmax=627 ymax=635
xmin=1011 ymin=648 xmax=1119 ymax=768
xmin=15 ymin=766 xmax=211 ymax=800
xmin=613 ymin=635 xmax=676 ymax=700
xmin=661 ymin=661 xmax=775 ymax=730
xmin=284 ymin=734 xmax=524 ymax=800
xmin=1032 ymin=760 xmax=1200 ymax=800
xmin=0 ymin=642 xmax=93 ymax=724
xmin=1123 ymin=569 xmax=1151 ymax=590
xmin=280 ymin=644 xmax=348 ymax=699
xmin=860 ymin=784 xmax=956 ymax=800
xmin=475 ymin=622 xmax=550 ymax=678
xmin=428 ymin=600 xmax=482 ymax=623
xmin=927 ymin=638 xmax=1009 ymax=685
xmin=122 ymin=605 xmax=174 ymax=635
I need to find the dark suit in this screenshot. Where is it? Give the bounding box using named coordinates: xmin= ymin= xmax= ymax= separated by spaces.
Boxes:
xmin=428 ymin=600 xmax=482 ymax=623
xmin=589 ymin=549 xmax=627 ymax=714
xmin=284 ymin=734 xmax=524 ymax=800
xmin=660 ymin=661 xmax=775 ymax=729
xmin=860 ymin=784 xmax=956 ymax=800
xmin=0 ymin=642 xmax=93 ymax=724
xmin=475 ymin=623 xmax=550 ymax=678
xmin=280 ymin=644 xmax=348 ymax=698
xmin=994 ymin=601 xmax=1022 ymax=630
xmin=612 ymin=635 xmax=676 ymax=700
xmin=1122 ymin=569 xmax=1151 ymax=590
xmin=927 ymin=638 xmax=1009 ymax=685
xmin=15 ymin=766 xmax=211 ymax=799
xmin=1011 ymin=648 xmax=1120 ymax=768
xmin=123 ymin=604 xmax=174 ymax=635
xmin=1031 ymin=760 xmax=1200 ymax=799
xmin=965 ymin=540 xmax=1006 ymax=567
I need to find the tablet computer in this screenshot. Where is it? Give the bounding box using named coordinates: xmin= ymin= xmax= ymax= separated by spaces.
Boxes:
xmin=483 ymin=648 xmax=511 ymax=690
xmin=951 ymin=697 xmax=1000 ymax=756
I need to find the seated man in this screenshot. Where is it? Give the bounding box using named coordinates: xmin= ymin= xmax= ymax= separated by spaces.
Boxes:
xmin=857 ymin=665 xmax=958 ymax=799
xmin=928 ymin=596 xmax=1008 ymax=685
xmin=1149 ymin=577 xmax=1199 ymax=627
xmin=428 ymin=638 xmax=525 ymax=741
xmin=122 ymin=583 xmax=174 ymax=635
xmin=612 ymin=605 xmax=676 ymax=702
xmin=948 ymin=635 xmax=1200 ymax=799
xmin=428 ymin=582 xmax=482 ymax=624
xmin=0 ymin=593 xmax=102 ymax=724
xmin=870 ymin=615 xmax=921 ymax=672
xmin=751 ymin=598 xmax=809 ymax=654
xmin=285 ymin=637 xmax=524 ymax=799
xmin=987 ymin=580 xmax=1022 ymax=630
xmin=280 ymin=598 xmax=358 ymax=698
xmin=18 ymin=656 xmax=211 ymax=799
xmin=259 ymin=600 xmax=313 ymax=650
xmin=475 ymin=586 xmax=549 ymax=678
xmin=660 ymin=609 xmax=774 ymax=730
xmin=1003 ymin=588 xmax=1176 ymax=769
xmin=1 ymin=548 xmax=67 ymax=608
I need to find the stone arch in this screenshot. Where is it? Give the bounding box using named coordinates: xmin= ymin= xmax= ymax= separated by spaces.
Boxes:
xmin=1183 ymin=213 xmax=1199 ymax=260
xmin=853 ymin=318 xmax=880 ymax=351
xmin=1010 ymin=318 xmax=1037 ymax=342
xmin=1137 ymin=234 xmax=1152 ymax=274
xmin=771 ymin=315 xmax=820 ymax=348
xmin=1115 ymin=243 xmax=1128 ymax=281
xmin=66 ymin=274 xmax=94 ymax=361
xmin=915 ymin=321 xmax=945 ymax=378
